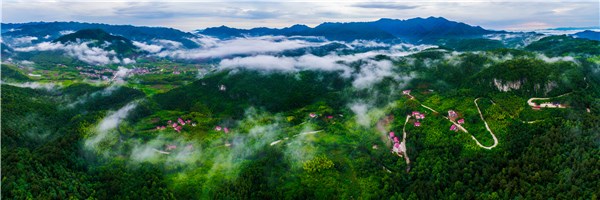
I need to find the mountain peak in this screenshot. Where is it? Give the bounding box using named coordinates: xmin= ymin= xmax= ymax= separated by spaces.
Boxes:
xmin=200 ymin=17 xmax=496 ymax=43
xmin=54 ymin=28 xmax=138 ymax=56
xmin=54 ymin=28 xmax=127 ymax=43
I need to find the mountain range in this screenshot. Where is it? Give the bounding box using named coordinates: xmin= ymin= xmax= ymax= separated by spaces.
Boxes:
xmin=2 ymin=17 xmax=598 ymax=66
xmin=54 ymin=29 xmax=140 ymax=56
xmin=200 ymin=17 xmax=499 ymax=43
xmin=2 ymin=21 xmax=200 ymax=48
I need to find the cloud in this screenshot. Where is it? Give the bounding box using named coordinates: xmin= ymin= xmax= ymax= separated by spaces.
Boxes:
xmin=352 ymin=60 xmax=396 ymax=89
xmin=11 ymin=36 xmax=38 ymax=45
xmin=219 ymin=54 xmax=352 ymax=76
xmin=350 ymin=102 xmax=370 ymax=127
xmin=1 ymin=81 xmax=60 ymax=90
xmin=352 ymin=3 xmax=419 ymax=10
xmin=154 ymin=39 xmax=183 ymax=49
xmin=14 ymin=41 xmax=133 ymax=65
xmin=157 ymin=35 xmax=327 ymax=59
xmin=218 ymin=42 xmax=431 ymax=82
xmin=133 ymin=41 xmax=162 ymax=53
xmin=189 ymin=35 xmax=220 ymax=48
xmin=536 ymin=54 xmax=576 ymax=63
xmin=112 ymin=66 xmax=132 ymax=83
xmin=65 ymin=83 xmax=128 ymax=110
xmin=85 ymin=101 xmax=138 ymax=150
xmin=221 ymin=55 xmax=296 ymax=71
xmin=20 ymin=60 xmax=35 ymax=65
xmin=59 ymin=30 xmax=76 ymax=35
xmin=347 ymin=40 xmax=390 ymax=48
xmin=122 ymin=57 xmax=136 ymax=64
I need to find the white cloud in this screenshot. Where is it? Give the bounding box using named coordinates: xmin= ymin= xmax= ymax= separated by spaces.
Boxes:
xmin=189 ymin=35 xmax=220 ymax=48
xmin=14 ymin=41 xmax=133 ymax=65
xmin=157 ymin=35 xmax=326 ymax=59
xmin=218 ymin=42 xmax=430 ymax=82
xmin=220 ymin=55 xmax=296 ymax=71
xmin=59 ymin=30 xmax=76 ymax=35
xmin=347 ymin=40 xmax=389 ymax=48
xmin=132 ymin=41 xmax=163 ymax=53
xmin=11 ymin=36 xmax=38 ymax=45
xmin=1 ymin=81 xmax=60 ymax=90
xmin=85 ymin=102 xmax=138 ymax=149
xmin=20 ymin=60 xmax=35 ymax=65
xmin=112 ymin=66 xmax=132 ymax=83
xmin=154 ymin=39 xmax=183 ymax=49
xmin=536 ymin=54 xmax=576 ymax=63
xmin=219 ymin=54 xmax=352 ymax=76
xmin=352 ymin=60 xmax=395 ymax=89
xmin=122 ymin=57 xmax=136 ymax=64
xmin=349 ymin=102 xmax=370 ymax=127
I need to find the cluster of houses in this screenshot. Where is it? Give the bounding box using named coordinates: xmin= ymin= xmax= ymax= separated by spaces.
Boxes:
xmin=156 ymin=117 xmax=196 ymax=133
xmin=214 ymin=126 xmax=230 ymax=133
xmin=411 ymin=111 xmax=425 ymax=127
xmin=448 ymin=110 xmax=465 ymax=132
xmin=389 ymin=132 xmax=406 ymax=156
xmin=130 ymin=67 xmax=153 ymax=75
xmin=77 ymin=67 xmax=115 ymax=80
xmin=76 ymin=66 xmax=160 ymax=80
xmin=402 ymin=90 xmax=415 ymax=99
xmin=308 ymin=113 xmax=336 ymax=121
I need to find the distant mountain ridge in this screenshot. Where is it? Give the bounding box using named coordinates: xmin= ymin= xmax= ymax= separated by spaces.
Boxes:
xmin=200 ymin=17 xmax=499 ymax=43
xmin=54 ymin=29 xmax=140 ymax=56
xmin=571 ymin=30 xmax=600 ymax=41
xmin=1 ymin=21 xmax=200 ymax=48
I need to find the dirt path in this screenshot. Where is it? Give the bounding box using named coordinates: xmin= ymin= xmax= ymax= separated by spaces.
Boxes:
xmin=153 ymin=149 xmax=171 ymax=154
xmin=400 ymin=115 xmax=411 ymax=165
xmin=416 ymin=97 xmax=498 ymax=149
xmin=527 ymin=97 xmax=567 ymax=108
xmin=473 ymin=98 xmax=498 ymax=149
xmin=269 ymin=130 xmax=322 ymax=146
xmin=420 ymin=104 xmax=439 ymax=113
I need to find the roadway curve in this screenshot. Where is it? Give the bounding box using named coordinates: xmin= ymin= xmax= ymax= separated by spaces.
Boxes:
xmin=418 ymin=97 xmax=498 ymax=149
xmin=473 ymin=98 xmax=499 ymax=150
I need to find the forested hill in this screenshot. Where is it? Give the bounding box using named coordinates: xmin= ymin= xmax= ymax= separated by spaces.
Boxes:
xmin=54 ymin=29 xmax=140 ymax=56
xmin=1 ymin=21 xmax=200 ymax=48
xmin=2 ymin=17 xmax=600 ymax=200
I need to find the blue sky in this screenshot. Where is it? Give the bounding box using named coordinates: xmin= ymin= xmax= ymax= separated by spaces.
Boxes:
xmin=2 ymin=0 xmax=599 ymax=31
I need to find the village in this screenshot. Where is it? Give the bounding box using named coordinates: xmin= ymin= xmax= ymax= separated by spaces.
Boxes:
xmin=381 ymin=89 xmax=503 ymax=171
xmin=134 ymin=85 xmax=580 ymax=173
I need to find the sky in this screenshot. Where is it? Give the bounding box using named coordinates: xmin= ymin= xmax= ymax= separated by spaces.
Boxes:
xmin=2 ymin=0 xmax=599 ymax=32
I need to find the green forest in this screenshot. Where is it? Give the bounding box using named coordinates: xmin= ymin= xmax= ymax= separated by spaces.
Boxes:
xmin=2 ymin=23 xmax=600 ymax=199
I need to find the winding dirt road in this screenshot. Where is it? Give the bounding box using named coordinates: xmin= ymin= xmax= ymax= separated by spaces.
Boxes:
xmin=400 ymin=115 xmax=410 ymax=165
xmin=473 ymin=98 xmax=498 ymax=149
xmin=417 ymin=97 xmax=498 ymax=149
xmin=527 ymin=97 xmax=567 ymax=108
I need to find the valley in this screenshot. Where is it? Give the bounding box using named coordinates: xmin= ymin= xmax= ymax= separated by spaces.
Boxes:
xmin=2 ymin=16 xmax=599 ymax=199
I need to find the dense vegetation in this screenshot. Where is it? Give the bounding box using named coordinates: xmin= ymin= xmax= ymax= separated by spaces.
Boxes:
xmin=525 ymin=35 xmax=600 ymax=57
xmin=2 ymin=22 xmax=599 ymax=199
xmin=440 ymin=38 xmax=505 ymax=51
